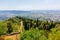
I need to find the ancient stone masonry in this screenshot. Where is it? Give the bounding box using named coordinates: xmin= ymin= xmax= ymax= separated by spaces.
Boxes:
xmin=20 ymin=21 xmax=23 ymax=32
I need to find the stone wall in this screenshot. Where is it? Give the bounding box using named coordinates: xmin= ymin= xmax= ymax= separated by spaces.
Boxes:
xmin=0 ymin=32 xmax=20 ymax=40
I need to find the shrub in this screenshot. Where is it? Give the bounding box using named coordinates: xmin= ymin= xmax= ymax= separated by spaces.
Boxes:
xmin=6 ymin=38 xmax=13 ymax=40
xmin=20 ymin=28 xmax=47 ymax=40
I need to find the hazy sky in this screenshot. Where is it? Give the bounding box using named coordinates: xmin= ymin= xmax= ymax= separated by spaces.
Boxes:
xmin=0 ymin=0 xmax=60 ymax=10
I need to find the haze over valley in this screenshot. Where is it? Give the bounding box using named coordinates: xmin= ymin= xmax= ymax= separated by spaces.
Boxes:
xmin=0 ymin=10 xmax=60 ymax=21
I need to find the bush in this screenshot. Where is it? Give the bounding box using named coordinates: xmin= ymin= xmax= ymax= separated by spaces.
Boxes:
xmin=20 ymin=28 xmax=47 ymax=40
xmin=48 ymin=28 xmax=60 ymax=40
xmin=6 ymin=38 xmax=13 ymax=40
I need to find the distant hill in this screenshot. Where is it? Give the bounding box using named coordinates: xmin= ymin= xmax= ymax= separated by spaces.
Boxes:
xmin=0 ymin=10 xmax=60 ymax=21
xmin=0 ymin=10 xmax=31 ymax=20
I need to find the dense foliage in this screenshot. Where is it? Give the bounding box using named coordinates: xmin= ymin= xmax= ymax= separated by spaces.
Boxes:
xmin=21 ymin=28 xmax=47 ymax=40
xmin=0 ymin=16 xmax=60 ymax=40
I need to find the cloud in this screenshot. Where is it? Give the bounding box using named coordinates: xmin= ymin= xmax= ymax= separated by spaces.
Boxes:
xmin=0 ymin=0 xmax=60 ymax=10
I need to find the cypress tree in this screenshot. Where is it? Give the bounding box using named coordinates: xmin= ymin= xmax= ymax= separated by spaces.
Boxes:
xmin=7 ymin=22 xmax=13 ymax=33
xmin=36 ymin=18 xmax=38 ymax=27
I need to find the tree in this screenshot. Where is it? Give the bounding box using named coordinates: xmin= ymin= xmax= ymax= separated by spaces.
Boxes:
xmin=20 ymin=28 xmax=47 ymax=40
xmin=0 ymin=22 xmax=7 ymax=36
xmin=36 ymin=18 xmax=38 ymax=27
xmin=48 ymin=28 xmax=60 ymax=40
xmin=7 ymin=22 xmax=13 ymax=33
xmin=24 ymin=20 xmax=28 ymax=30
xmin=28 ymin=20 xmax=33 ymax=29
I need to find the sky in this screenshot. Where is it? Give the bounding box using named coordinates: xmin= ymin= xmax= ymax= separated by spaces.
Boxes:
xmin=0 ymin=0 xmax=60 ymax=10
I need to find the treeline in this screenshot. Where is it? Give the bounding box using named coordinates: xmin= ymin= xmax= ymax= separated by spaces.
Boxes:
xmin=22 ymin=17 xmax=59 ymax=31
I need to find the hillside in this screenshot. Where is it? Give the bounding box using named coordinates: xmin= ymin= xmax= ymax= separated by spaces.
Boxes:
xmin=0 ymin=16 xmax=60 ymax=40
